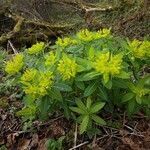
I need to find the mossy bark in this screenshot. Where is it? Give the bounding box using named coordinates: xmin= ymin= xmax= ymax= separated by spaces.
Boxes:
xmin=0 ymin=0 xmax=149 ymax=45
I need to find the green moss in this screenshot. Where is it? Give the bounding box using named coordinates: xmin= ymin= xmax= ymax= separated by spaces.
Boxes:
xmin=0 ymin=97 xmax=9 ymax=109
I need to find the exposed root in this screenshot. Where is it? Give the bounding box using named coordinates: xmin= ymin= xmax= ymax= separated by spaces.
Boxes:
xmin=0 ymin=16 xmax=24 ymax=44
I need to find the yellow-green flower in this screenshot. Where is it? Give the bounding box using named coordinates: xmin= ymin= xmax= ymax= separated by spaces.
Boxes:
xmin=27 ymin=42 xmax=45 ymax=54
xmin=109 ymin=54 xmax=123 ymax=75
xmin=77 ymin=29 xmax=94 ymax=42
xmin=127 ymin=82 xmax=150 ymax=104
xmin=21 ymin=69 xmax=53 ymax=97
xmin=57 ymin=54 xmax=78 ymax=80
xmin=21 ymin=68 xmax=38 ymax=83
xmin=5 ymin=53 xmax=24 ymax=75
xmin=38 ymin=72 xmax=53 ymax=96
xmin=129 ymin=39 xmax=150 ymax=58
xmin=24 ymin=84 xmax=39 ymax=96
xmin=45 ymin=51 xmax=56 ymax=66
xmin=133 ymin=87 xmax=149 ymax=98
xmin=56 ymin=37 xmax=77 ymax=48
xmin=94 ymin=52 xmax=123 ymax=83
xmin=39 ymin=71 xmax=53 ymax=91
xmin=77 ymin=28 xmax=111 ymax=42
xmin=96 ymin=28 xmax=111 ymax=38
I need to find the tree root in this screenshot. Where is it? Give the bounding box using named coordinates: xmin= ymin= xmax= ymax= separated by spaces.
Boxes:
xmin=0 ymin=16 xmax=24 ymax=44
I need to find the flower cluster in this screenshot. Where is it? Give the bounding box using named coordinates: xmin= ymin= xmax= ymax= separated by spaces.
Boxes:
xmin=27 ymin=42 xmax=45 ymax=54
xmin=134 ymin=87 xmax=149 ymax=98
xmin=129 ymin=39 xmax=150 ymax=59
xmin=5 ymin=53 xmax=24 ymax=75
xmin=77 ymin=29 xmax=94 ymax=42
xmin=56 ymin=37 xmax=77 ymax=48
xmin=57 ymin=54 xmax=78 ymax=80
xmin=96 ymin=28 xmax=111 ymax=38
xmin=21 ymin=69 xmax=53 ymax=98
xmin=77 ymin=28 xmax=111 ymax=42
xmin=21 ymin=68 xmax=37 ymax=84
xmin=94 ymin=52 xmax=123 ymax=83
xmin=45 ymin=51 xmax=56 ymax=66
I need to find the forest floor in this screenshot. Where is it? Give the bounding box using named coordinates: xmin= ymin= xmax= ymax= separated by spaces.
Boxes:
xmin=0 ymin=98 xmax=150 ymax=149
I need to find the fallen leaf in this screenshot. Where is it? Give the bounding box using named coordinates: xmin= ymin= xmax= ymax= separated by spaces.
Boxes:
xmin=17 ymin=138 xmax=31 ymax=150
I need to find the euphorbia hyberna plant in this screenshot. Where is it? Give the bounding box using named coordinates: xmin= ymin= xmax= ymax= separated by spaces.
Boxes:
xmin=4 ymin=28 xmax=150 ymax=133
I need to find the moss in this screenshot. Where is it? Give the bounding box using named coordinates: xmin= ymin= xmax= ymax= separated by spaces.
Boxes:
xmin=0 ymin=97 xmax=9 ymax=109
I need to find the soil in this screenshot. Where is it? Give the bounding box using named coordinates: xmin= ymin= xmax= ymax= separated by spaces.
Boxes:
xmin=0 ymin=100 xmax=150 ymax=149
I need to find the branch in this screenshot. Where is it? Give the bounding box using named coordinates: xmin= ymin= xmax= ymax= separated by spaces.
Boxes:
xmin=0 ymin=16 xmax=24 ymax=44
xmin=69 ymin=141 xmax=89 ymax=150
xmin=7 ymin=40 xmax=18 ymax=54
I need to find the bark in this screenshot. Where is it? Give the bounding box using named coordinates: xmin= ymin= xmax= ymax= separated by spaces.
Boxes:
xmin=0 ymin=0 xmax=149 ymax=45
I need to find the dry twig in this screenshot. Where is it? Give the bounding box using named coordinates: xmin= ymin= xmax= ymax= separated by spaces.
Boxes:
xmin=74 ymin=123 xmax=78 ymax=148
xmin=7 ymin=40 xmax=18 ymax=54
xmin=69 ymin=141 xmax=89 ymax=150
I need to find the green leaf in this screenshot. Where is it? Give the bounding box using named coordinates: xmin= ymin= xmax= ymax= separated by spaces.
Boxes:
xmin=122 ymin=93 xmax=135 ymax=102
xmin=127 ymin=100 xmax=136 ymax=116
xmin=113 ymin=79 xmax=128 ymax=89
xmin=103 ymin=73 xmax=109 ymax=84
xmin=66 ymin=45 xmax=83 ymax=54
xmin=77 ymin=115 xmax=84 ymax=123
xmin=103 ymin=79 xmax=112 ymax=89
xmin=38 ymin=97 xmax=50 ymax=120
xmin=91 ymin=114 xmax=106 ymax=125
xmin=86 ymin=97 xmax=92 ymax=109
xmin=76 ymin=99 xmax=86 ymax=110
xmin=84 ymin=82 xmax=98 ymax=97
xmin=75 ymin=81 xmax=85 ymax=90
xmin=90 ymin=102 xmax=105 ymax=113
xmin=23 ymin=95 xmax=36 ymax=106
xmin=54 ymin=83 xmax=72 ymax=92
xmin=57 ymin=136 xmax=65 ymax=147
xmin=145 ymin=108 xmax=150 ymax=118
xmin=126 ymin=82 xmax=135 ymax=91
xmin=61 ymin=100 xmax=71 ymax=119
xmin=70 ymin=107 xmax=85 ymax=114
xmin=138 ymin=75 xmax=150 ymax=87
xmin=88 ymin=47 xmax=95 ymax=60
xmin=16 ymin=106 xmax=36 ymax=119
xmin=117 ymin=71 xmax=130 ymax=79
xmin=142 ymin=96 xmax=150 ymax=105
xmin=49 ymin=88 xmax=62 ymax=101
xmin=98 ymin=87 xmax=108 ymax=101
xmin=76 ymin=57 xmax=92 ymax=71
xmin=76 ymin=72 xmax=100 ymax=81
xmin=80 ymin=115 xmax=89 ymax=134
xmin=136 ymin=96 xmax=142 ymax=104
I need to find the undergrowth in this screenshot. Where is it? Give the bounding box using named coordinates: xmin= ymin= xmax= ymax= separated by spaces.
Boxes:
xmin=2 ymin=28 xmax=150 ymax=135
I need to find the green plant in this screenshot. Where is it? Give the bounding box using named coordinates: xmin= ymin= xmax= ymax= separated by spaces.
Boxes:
xmin=0 ymin=145 xmax=7 ymax=150
xmin=0 ymin=48 xmax=16 ymax=95
xmin=70 ymin=97 xmax=106 ymax=134
xmin=46 ymin=136 xmax=65 ymax=150
xmin=122 ymin=76 xmax=150 ymax=115
xmin=3 ymin=29 xmax=150 ymax=134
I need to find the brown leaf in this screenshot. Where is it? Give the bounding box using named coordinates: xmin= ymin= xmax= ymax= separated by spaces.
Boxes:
xmin=6 ymin=133 xmax=19 ymax=149
xmin=121 ymin=137 xmax=140 ymax=150
xmin=37 ymin=139 xmax=47 ymax=150
xmin=119 ymin=129 xmax=129 ymax=136
xmin=29 ymin=133 xmax=39 ymax=148
xmin=17 ymin=138 xmax=31 ymax=150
